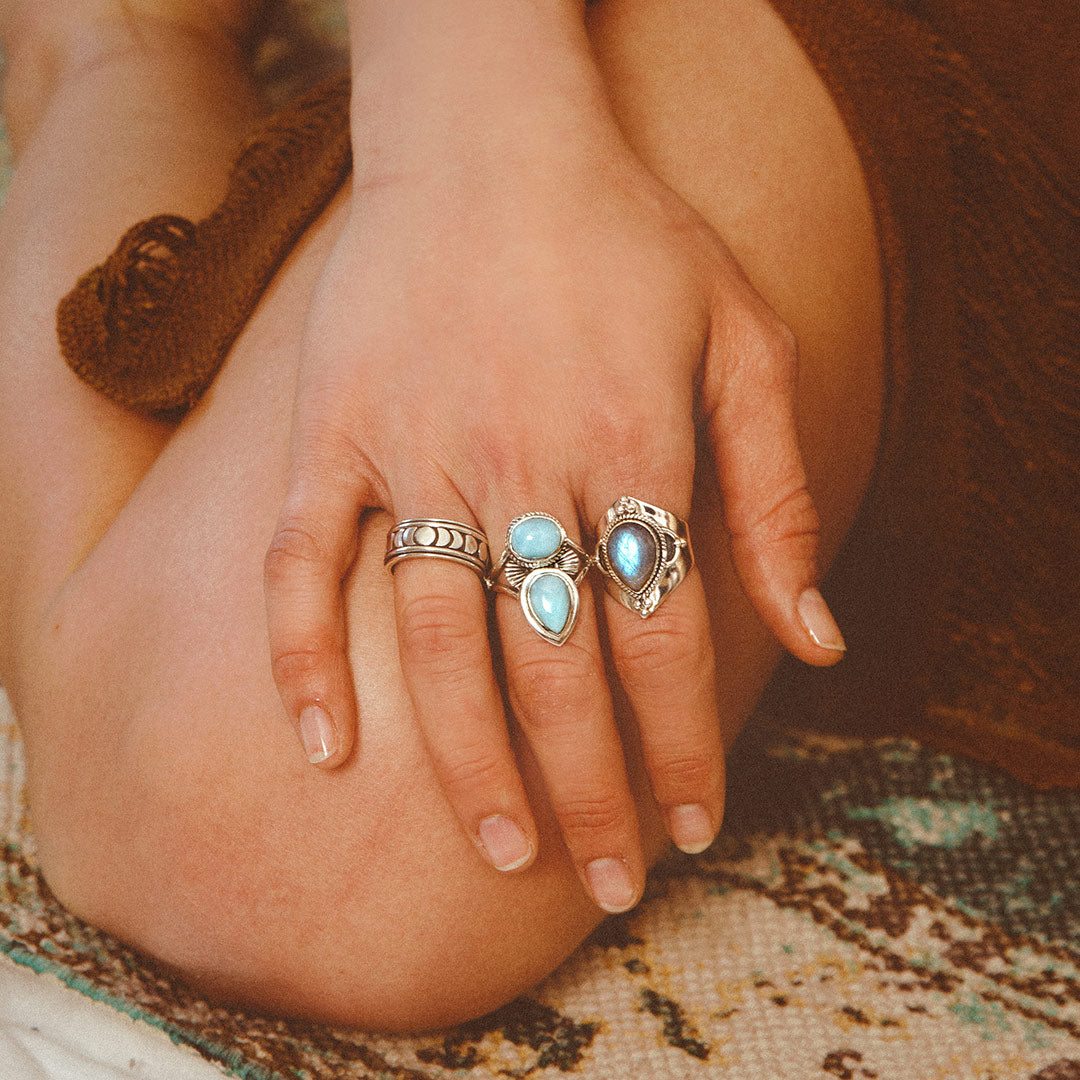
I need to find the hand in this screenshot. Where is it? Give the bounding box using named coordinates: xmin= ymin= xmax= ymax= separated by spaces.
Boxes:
xmin=264 ymin=33 xmax=844 ymax=913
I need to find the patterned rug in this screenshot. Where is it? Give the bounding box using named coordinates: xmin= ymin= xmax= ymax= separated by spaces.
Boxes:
xmin=2 ymin=689 xmax=1079 ymax=1079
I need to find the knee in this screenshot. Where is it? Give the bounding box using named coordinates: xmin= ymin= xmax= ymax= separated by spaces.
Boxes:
xmin=17 ymin=531 xmax=602 ymax=1032
xmin=27 ymin=689 xmax=598 ymax=1033
xmin=61 ymin=786 xmax=595 ymax=1030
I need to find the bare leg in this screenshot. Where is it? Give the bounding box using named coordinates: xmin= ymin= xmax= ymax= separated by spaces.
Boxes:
xmin=0 ymin=0 xmax=882 ymax=1032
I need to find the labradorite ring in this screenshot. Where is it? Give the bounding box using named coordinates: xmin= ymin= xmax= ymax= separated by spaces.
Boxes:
xmin=594 ymin=497 xmax=693 ymax=617
xmin=487 ymin=513 xmax=590 ymax=646
xmin=384 ymin=519 xmax=491 ymax=579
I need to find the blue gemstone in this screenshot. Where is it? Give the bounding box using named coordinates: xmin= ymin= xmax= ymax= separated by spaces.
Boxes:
xmin=609 ymin=522 xmax=657 ymax=591
xmin=526 ymin=573 xmax=571 ymax=634
xmin=510 ymin=516 xmax=562 ymax=560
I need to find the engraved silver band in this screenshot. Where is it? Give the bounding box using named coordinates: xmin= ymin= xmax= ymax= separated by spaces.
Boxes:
xmin=594 ymin=496 xmax=693 ymax=617
xmin=384 ymin=519 xmax=491 ymax=579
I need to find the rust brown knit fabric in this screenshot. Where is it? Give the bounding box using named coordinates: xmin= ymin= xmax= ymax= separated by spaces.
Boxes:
xmin=57 ymin=75 xmax=351 ymax=416
xmin=56 ymin=3 xmax=1080 ymax=785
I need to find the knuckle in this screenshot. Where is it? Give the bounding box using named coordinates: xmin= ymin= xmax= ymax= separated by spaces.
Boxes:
xmin=459 ymin=419 xmax=535 ymax=501
xmin=651 ymin=752 xmax=715 ymax=797
xmin=553 ymin=793 xmax=626 ymax=840
xmin=296 ymin=421 xmax=372 ymax=475
xmin=586 ymin=396 xmax=647 ymax=456
xmin=508 ymin=646 xmax=603 ymax=725
xmin=729 ymin=305 xmax=798 ymax=382
xmin=745 ymin=484 xmax=822 ymax=548
xmin=737 ymin=303 xmax=797 ymax=361
xmin=269 ymin=630 xmax=337 ymax=688
xmin=264 ymin=524 xmax=329 ymax=586
xmin=614 ymin=609 xmax=709 ymax=687
xmin=437 ymin=743 xmax=507 ymax=800
xmin=583 ymin=404 xmax=692 ymax=492
xmin=398 ymin=593 xmax=486 ymax=673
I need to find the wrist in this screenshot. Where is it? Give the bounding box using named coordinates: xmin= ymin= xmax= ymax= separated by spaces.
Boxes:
xmin=345 ymin=0 xmax=612 ymax=184
xmin=346 ymin=0 xmax=586 ymax=66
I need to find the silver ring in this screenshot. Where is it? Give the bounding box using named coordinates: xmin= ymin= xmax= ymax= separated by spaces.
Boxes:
xmin=487 ymin=513 xmax=590 ymax=645
xmin=384 ymin=519 xmax=491 ymax=579
xmin=594 ymin=496 xmax=692 ymax=617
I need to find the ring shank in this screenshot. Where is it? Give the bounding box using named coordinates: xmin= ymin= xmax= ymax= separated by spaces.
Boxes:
xmin=384 ymin=519 xmax=491 ymax=579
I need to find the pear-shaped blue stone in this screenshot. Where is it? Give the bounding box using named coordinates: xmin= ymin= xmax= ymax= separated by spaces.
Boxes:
xmin=609 ymin=522 xmax=657 ymax=591
xmin=527 ymin=573 xmax=571 ymax=634
xmin=510 ymin=516 xmax=562 ymax=560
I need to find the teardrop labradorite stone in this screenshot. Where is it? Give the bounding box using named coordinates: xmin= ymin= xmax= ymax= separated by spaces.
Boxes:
xmin=510 ymin=516 xmax=562 ymax=560
xmin=526 ymin=573 xmax=571 ymax=634
xmin=609 ymin=522 xmax=657 ymax=591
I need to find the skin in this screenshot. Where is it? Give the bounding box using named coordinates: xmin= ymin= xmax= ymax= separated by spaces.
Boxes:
xmin=275 ymin=0 xmax=855 ymax=910
xmin=0 ymin=0 xmax=883 ymax=1032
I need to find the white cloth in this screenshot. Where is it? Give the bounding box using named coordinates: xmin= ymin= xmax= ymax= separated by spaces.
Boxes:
xmin=0 ymin=954 xmax=224 ymax=1080
xmin=0 ymin=690 xmax=223 ymax=1080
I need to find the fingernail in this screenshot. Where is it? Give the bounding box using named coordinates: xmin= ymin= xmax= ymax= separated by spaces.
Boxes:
xmin=299 ymin=705 xmax=338 ymax=764
xmin=584 ymin=857 xmax=637 ymax=913
xmin=669 ymin=804 xmax=715 ymax=854
xmin=797 ymin=588 xmax=847 ymax=652
xmin=478 ymin=815 xmax=533 ymax=872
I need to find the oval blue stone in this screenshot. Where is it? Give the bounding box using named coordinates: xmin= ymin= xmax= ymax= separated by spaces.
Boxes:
xmin=609 ymin=522 xmax=657 ymax=591
xmin=510 ymin=515 xmax=562 ymax=560
xmin=526 ymin=573 xmax=571 ymax=634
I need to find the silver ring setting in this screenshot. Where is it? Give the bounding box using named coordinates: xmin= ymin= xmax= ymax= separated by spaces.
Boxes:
xmin=488 ymin=513 xmax=590 ymax=645
xmin=595 ymin=496 xmax=692 ymax=617
xmin=384 ymin=519 xmax=491 ymax=580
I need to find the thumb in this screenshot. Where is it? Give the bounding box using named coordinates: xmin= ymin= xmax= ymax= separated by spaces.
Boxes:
xmin=701 ymin=293 xmax=845 ymax=664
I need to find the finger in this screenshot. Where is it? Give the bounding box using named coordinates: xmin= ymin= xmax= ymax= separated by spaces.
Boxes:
xmin=265 ymin=434 xmax=377 ymax=768
xmin=702 ymin=293 xmax=845 ymax=665
xmin=594 ymin=495 xmax=725 ymax=853
xmin=390 ymin=506 xmax=538 ymax=873
xmin=492 ymin=505 xmax=645 ymax=913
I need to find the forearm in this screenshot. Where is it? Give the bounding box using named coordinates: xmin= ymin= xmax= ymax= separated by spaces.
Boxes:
xmin=0 ymin=0 xmax=262 ymax=154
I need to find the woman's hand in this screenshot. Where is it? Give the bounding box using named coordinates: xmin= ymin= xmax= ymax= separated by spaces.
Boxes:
xmin=264 ymin=7 xmax=845 ymax=913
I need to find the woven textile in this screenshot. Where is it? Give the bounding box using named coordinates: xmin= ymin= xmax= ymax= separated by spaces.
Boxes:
xmin=2 ymin=689 xmax=1079 ymax=1079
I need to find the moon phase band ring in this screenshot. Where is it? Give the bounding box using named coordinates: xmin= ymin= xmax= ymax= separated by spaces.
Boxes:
xmin=487 ymin=513 xmax=591 ymax=646
xmin=384 ymin=519 xmax=491 ymax=580
xmin=594 ymin=496 xmax=693 ymax=617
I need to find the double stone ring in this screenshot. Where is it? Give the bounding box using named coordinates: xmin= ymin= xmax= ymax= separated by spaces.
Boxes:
xmin=383 ymin=497 xmax=693 ymax=645
xmin=487 ymin=513 xmax=591 ymax=645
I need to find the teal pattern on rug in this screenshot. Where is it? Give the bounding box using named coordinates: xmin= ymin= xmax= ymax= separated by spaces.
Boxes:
xmin=723 ymin=722 xmax=1080 ymax=946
